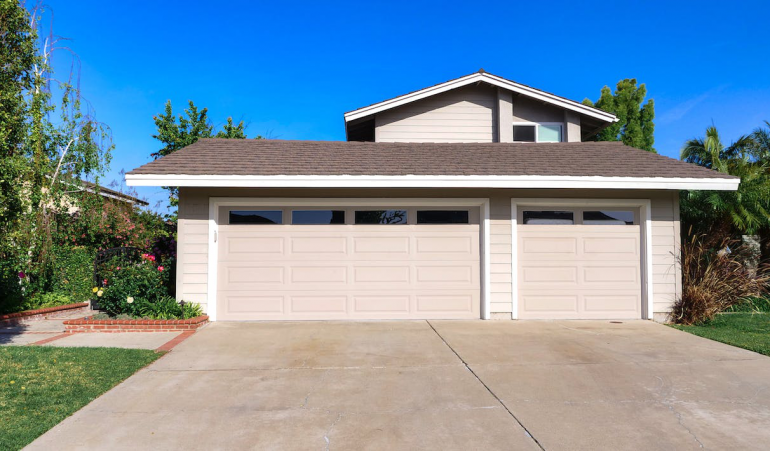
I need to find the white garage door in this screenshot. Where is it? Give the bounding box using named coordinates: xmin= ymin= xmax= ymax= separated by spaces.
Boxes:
xmin=216 ymin=206 xmax=480 ymax=320
xmin=518 ymin=207 xmax=642 ymax=319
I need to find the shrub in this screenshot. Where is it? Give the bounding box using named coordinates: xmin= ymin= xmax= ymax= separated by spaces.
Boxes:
xmin=51 ymin=246 xmax=95 ymax=303
xmin=97 ymin=254 xmax=169 ymax=317
xmin=136 ymin=296 xmax=203 ymax=320
xmin=21 ymin=292 xmax=72 ymax=311
xmin=672 ymin=233 xmax=770 ymax=324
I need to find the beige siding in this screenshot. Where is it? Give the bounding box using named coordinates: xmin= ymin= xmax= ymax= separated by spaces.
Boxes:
xmin=375 ymin=85 xmax=496 ymax=143
xmin=497 ymin=89 xmax=513 ymax=143
xmin=177 ymin=188 xmax=210 ymax=312
xmin=512 ymin=95 xmax=565 ymax=123
xmin=565 ymin=111 xmax=581 ymax=142
xmin=177 ymin=188 xmax=681 ymax=320
xmin=489 ymin=198 xmax=513 ymax=315
xmin=651 ymin=193 xmax=682 ymax=317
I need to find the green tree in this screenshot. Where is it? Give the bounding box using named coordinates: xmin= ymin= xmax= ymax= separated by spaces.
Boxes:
xmin=680 ymin=125 xmax=770 ymax=236
xmin=152 ymin=100 xmax=250 ymax=207
xmin=0 ymin=0 xmax=36 ymax=235
xmin=750 ymin=120 xmax=770 ymax=161
xmin=216 ymin=117 xmax=247 ymax=139
xmin=1 ymin=3 xmax=113 ymax=311
xmin=583 ymin=79 xmax=655 ymax=152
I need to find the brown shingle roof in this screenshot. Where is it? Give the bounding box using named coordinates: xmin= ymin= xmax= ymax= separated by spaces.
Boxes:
xmin=127 ymin=139 xmax=735 ymax=180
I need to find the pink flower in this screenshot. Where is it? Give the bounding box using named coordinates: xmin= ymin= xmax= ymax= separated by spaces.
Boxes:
xmin=116 ymin=267 xmax=121 ymax=270
xmin=18 ymin=271 xmax=25 ymax=279
xmin=158 ymin=266 xmax=164 ymax=272
xmin=103 ymin=279 xmax=108 ymax=286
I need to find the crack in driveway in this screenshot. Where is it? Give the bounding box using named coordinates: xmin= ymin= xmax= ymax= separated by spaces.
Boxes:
xmin=426 ymin=320 xmax=545 ymax=450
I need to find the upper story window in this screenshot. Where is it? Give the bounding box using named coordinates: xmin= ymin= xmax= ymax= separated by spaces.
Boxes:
xmin=513 ymin=123 xmax=563 ymax=143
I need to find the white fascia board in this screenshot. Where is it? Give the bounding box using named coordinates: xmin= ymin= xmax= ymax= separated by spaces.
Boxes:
xmin=343 ymin=73 xmax=618 ymax=124
xmin=126 ymin=174 xmax=739 ymax=191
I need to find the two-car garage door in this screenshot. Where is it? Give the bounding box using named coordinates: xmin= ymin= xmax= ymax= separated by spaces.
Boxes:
xmin=216 ymin=206 xmax=480 ymax=320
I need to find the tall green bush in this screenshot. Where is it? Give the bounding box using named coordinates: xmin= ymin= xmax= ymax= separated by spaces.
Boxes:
xmin=52 ymin=246 xmax=95 ymax=303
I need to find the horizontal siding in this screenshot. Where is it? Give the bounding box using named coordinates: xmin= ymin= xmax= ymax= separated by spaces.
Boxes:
xmin=512 ymin=95 xmax=565 ymax=123
xmin=375 ymin=85 xmax=495 ymax=143
xmin=489 ymin=198 xmax=512 ymax=313
xmin=651 ymin=195 xmax=680 ymax=315
xmin=177 ymin=188 xmax=209 ymax=313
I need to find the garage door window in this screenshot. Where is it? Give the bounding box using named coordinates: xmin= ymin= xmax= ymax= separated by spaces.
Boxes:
xmin=291 ymin=210 xmax=345 ymax=225
xmin=229 ymin=210 xmax=283 ymax=225
xmin=522 ymin=210 xmax=574 ymax=225
xmin=416 ymin=210 xmax=469 ymax=224
xmin=583 ymin=211 xmax=634 ymax=225
xmin=355 ymin=210 xmax=407 ymax=224
xmin=292 ymin=210 xmax=345 ymax=225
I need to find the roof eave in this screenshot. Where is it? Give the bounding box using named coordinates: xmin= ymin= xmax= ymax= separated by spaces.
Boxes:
xmin=126 ymin=174 xmax=738 ymax=191
xmin=343 ymin=72 xmax=619 ymax=124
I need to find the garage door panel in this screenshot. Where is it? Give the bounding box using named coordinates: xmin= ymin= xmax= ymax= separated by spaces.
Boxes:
xmin=290 ymin=265 xmax=347 ymax=284
xmin=521 ymin=266 xmax=577 ymax=284
xmin=353 ymin=295 xmax=410 ymax=314
xmin=225 ymin=236 xmax=285 ymax=255
xmin=582 ymin=236 xmax=639 ymax=256
xmin=521 ymin=294 xmax=579 ymax=313
xmin=416 ymin=265 xmax=475 ymax=284
xmin=521 ymin=237 xmax=577 ymax=255
xmin=583 ymin=294 xmax=641 ymax=312
xmin=227 ymin=265 xmax=285 ymax=284
xmin=290 ymin=295 xmax=347 ymax=314
xmin=221 ymin=294 xmax=286 ymax=315
xmin=353 ymin=236 xmax=410 ymax=254
xmin=416 ymin=293 xmax=475 ymax=313
xmin=583 ymin=265 xmax=639 ymax=284
xmin=353 ymin=265 xmax=410 ymax=283
xmin=290 ymin=236 xmax=347 ymax=254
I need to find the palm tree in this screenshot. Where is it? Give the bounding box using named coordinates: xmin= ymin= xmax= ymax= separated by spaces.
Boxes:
xmin=751 ymin=120 xmax=770 ymax=162
xmin=680 ymin=125 xmax=770 ymax=236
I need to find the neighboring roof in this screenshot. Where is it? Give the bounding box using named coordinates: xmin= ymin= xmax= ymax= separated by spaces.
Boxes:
xmin=81 ymin=181 xmax=149 ymax=206
xmin=125 ymin=139 xmax=738 ymax=191
xmin=343 ymin=69 xmax=619 ymax=125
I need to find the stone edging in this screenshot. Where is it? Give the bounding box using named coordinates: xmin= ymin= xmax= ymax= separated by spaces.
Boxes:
xmin=63 ymin=315 xmax=209 ymax=333
xmin=0 ymin=302 xmax=90 ymax=324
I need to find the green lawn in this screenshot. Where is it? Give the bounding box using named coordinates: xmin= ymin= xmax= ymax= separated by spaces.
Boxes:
xmin=0 ymin=347 xmax=161 ymax=450
xmin=671 ymin=312 xmax=770 ymax=356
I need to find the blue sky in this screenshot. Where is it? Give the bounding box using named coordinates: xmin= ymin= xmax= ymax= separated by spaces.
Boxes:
xmin=43 ymin=0 xmax=770 ymax=213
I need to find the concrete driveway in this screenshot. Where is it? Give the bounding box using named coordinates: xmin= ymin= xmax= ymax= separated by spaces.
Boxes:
xmin=29 ymin=320 xmax=770 ymax=450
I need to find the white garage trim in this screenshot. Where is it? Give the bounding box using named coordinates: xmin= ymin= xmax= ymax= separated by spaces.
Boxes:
xmin=510 ymin=198 xmax=653 ymax=320
xmin=207 ymin=197 xmax=491 ymax=321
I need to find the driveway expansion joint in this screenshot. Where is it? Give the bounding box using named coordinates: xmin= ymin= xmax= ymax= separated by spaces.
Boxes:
xmin=426 ymin=320 xmax=546 ymax=450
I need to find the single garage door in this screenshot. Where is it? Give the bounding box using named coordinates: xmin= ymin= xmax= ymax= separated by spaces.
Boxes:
xmin=518 ymin=207 xmax=642 ymax=319
xmin=216 ymin=206 xmax=480 ymax=320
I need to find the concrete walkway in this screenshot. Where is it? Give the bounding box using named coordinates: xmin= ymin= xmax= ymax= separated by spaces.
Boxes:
xmin=1 ymin=312 xmax=183 ymax=350
xmin=27 ymin=320 xmax=770 ymax=450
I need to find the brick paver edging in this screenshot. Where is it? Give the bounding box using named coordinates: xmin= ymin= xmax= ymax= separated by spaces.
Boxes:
xmin=0 ymin=302 xmax=90 ymax=324
xmin=63 ymin=315 xmax=209 ymax=333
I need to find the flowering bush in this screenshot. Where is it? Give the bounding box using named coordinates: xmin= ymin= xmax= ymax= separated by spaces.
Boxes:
xmin=96 ymin=254 xmax=169 ymax=316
